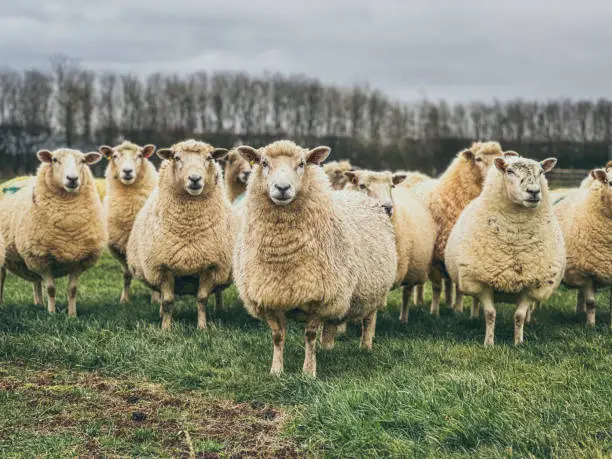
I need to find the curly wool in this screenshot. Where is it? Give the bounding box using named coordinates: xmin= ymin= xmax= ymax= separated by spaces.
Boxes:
xmin=446 ymin=159 xmax=565 ymax=302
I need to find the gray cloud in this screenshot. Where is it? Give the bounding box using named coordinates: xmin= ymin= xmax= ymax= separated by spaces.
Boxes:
xmin=1 ymin=0 xmax=611 ymax=101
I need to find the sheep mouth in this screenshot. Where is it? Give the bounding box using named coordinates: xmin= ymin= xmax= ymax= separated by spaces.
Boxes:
xmin=186 ymin=184 xmax=204 ymax=195
xmin=270 ymin=195 xmax=294 ymax=206
xmin=523 ymin=198 xmax=541 ymax=207
xmin=63 ymin=182 xmax=80 ymax=192
xmin=120 ymin=176 xmax=136 ymax=185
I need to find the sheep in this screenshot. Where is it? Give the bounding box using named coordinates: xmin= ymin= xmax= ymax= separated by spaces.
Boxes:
xmin=445 ymin=155 xmax=564 ymax=345
xmin=323 ymin=160 xmax=353 ymax=190
xmin=554 ymin=167 xmax=612 ymax=325
xmin=0 ymin=148 xmax=106 ymax=316
xmin=409 ymin=141 xmax=506 ymax=315
xmin=99 ymin=141 xmax=157 ymax=304
xmin=344 ymin=169 xmax=435 ymax=322
xmin=396 ymin=170 xmax=431 ymax=190
xmin=223 ymin=148 xmax=253 ymax=203
xmin=126 ymin=139 xmax=233 ymax=330
xmin=233 ymin=140 xmax=396 ymax=377
xmin=579 ymin=161 xmax=612 ymax=190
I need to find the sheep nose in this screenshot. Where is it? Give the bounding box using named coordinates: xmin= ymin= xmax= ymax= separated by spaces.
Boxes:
xmin=122 ymin=168 xmax=134 ymax=176
xmin=66 ymin=175 xmax=78 ymax=184
xmin=243 ymin=170 xmax=251 ymax=179
xmin=382 ymin=203 xmax=394 ymax=216
xmin=527 ymin=187 xmax=540 ymax=197
xmin=275 ymin=183 xmax=291 ymax=194
xmin=188 ymin=174 xmax=202 ymax=184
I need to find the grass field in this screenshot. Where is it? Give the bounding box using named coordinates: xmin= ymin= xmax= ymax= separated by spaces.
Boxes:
xmin=0 ymin=252 xmax=610 ymax=457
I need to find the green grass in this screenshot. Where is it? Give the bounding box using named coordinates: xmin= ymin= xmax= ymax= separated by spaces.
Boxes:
xmin=0 ymin=253 xmax=610 ymax=457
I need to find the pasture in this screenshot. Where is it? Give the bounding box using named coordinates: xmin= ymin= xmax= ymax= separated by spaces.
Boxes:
xmin=0 ymin=252 xmax=610 ymax=457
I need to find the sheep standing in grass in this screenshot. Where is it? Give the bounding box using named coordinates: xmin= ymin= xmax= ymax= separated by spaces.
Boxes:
xmin=223 ymin=148 xmax=253 ymax=203
xmin=345 ymin=170 xmax=435 ymax=323
xmin=126 ymin=140 xmax=232 ymax=330
xmin=409 ymin=142 xmax=505 ymax=315
xmin=555 ymin=167 xmax=612 ymax=325
xmin=445 ymin=156 xmax=564 ymax=345
xmin=99 ymin=141 xmax=157 ymax=304
xmin=233 ymin=141 xmax=396 ymax=377
xmin=0 ymin=149 xmax=106 ymax=315
xmin=323 ymin=160 xmax=353 ymax=190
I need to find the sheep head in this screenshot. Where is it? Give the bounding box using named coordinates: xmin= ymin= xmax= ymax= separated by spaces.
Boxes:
xmin=37 ymin=148 xmax=101 ymax=194
xmin=237 ymin=140 xmax=330 ymax=206
xmin=494 ymin=156 xmax=557 ymax=208
xmin=157 ymin=139 xmax=227 ymax=196
xmin=224 ymin=149 xmax=253 ymax=186
xmin=344 ymin=170 xmax=403 ymax=217
xmin=99 ymin=141 xmax=156 ymax=186
xmin=460 ymin=141 xmax=505 ymax=181
xmin=323 ymin=160 xmax=353 ymax=190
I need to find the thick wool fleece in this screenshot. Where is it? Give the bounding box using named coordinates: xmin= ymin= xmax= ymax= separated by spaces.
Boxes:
xmin=234 ymin=152 xmax=396 ymax=323
xmin=127 ymin=148 xmax=234 ymax=297
xmin=445 ymin=162 xmax=565 ymax=302
xmin=555 ymin=180 xmax=612 ymax=288
xmin=0 ymin=161 xmax=106 ymax=281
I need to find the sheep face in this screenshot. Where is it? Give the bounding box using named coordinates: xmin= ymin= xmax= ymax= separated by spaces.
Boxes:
xmin=344 ymin=170 xmax=405 ymax=217
xmin=461 ymin=141 xmax=505 ymax=181
xmin=494 ymin=156 xmax=557 ymax=208
xmin=157 ymin=142 xmax=228 ymax=196
xmin=37 ymin=148 xmax=102 ymax=193
xmin=237 ymin=142 xmax=330 ymax=206
xmin=323 ymin=160 xmax=352 ymax=190
xmin=99 ymin=142 xmax=156 ymax=185
xmin=224 ymin=149 xmax=252 ymax=185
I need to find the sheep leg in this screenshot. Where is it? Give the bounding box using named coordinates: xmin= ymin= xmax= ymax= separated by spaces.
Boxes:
xmin=399 ymin=286 xmax=411 ymax=323
xmin=414 ymin=284 xmax=424 ymax=305
xmin=303 ymin=317 xmax=322 ymax=377
xmin=444 ymin=278 xmax=454 ymax=306
xmin=33 ymin=280 xmax=43 ymax=306
xmin=0 ymin=266 xmax=5 ymax=303
xmin=43 ymin=275 xmax=56 ymax=314
xmin=160 ymin=274 xmax=175 ymax=330
xmin=197 ymin=277 xmax=215 ymax=330
xmin=214 ymin=290 xmax=223 ymax=311
xmin=321 ymin=322 xmax=337 ymax=350
xmin=525 ymin=301 xmax=538 ymax=324
xmin=480 ymin=289 xmax=496 ymax=346
xmin=265 ymin=312 xmax=286 ymax=375
xmin=67 ymin=272 xmax=81 ymax=317
xmin=470 ymin=297 xmax=480 ymax=318
xmin=119 ymin=260 xmax=132 ymax=304
xmin=454 ymin=285 xmax=464 ymax=314
xmin=584 ymin=283 xmax=596 ymax=327
xmin=514 ymin=297 xmax=531 ymax=345
xmin=360 ymin=311 xmax=378 ymax=350
xmin=576 ymin=290 xmax=586 ymax=314
xmin=430 ymin=280 xmax=442 ymax=317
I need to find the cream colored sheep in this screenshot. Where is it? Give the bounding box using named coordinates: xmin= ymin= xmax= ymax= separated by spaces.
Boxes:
xmin=0 ymin=148 xmax=106 ymax=315
xmin=223 ymin=148 xmax=253 ymax=202
xmin=233 ymin=140 xmax=396 ymax=377
xmin=99 ymin=141 xmax=157 ymax=304
xmin=445 ymin=155 xmax=564 ymax=345
xmin=126 ymin=139 xmax=233 ymax=330
xmin=409 ymin=141 xmax=506 ymax=315
xmin=323 ymin=160 xmax=353 ymax=190
xmin=396 ymin=170 xmax=431 ymax=190
xmin=345 ymin=170 xmax=435 ymax=322
xmin=555 ymin=167 xmax=612 ymax=325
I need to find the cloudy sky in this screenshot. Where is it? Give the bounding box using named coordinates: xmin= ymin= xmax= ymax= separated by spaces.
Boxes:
xmin=1 ymin=0 xmax=611 ymax=101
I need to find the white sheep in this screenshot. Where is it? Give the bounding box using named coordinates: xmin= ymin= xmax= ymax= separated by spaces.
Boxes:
xmin=223 ymin=148 xmax=253 ymax=203
xmin=0 ymin=148 xmax=106 ymax=315
xmin=233 ymin=140 xmax=396 ymax=377
xmin=445 ymin=155 xmax=564 ymax=345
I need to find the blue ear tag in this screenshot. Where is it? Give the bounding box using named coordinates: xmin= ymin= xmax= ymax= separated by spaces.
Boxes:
xmin=234 ymin=192 xmax=245 ymax=204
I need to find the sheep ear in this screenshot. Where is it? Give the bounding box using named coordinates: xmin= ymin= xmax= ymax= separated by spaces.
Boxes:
xmin=494 ymin=157 xmax=508 ymax=173
xmin=142 ymin=144 xmax=156 ymax=158
xmin=540 ymin=157 xmax=557 ymax=174
xmin=461 ymin=149 xmax=474 ymax=161
xmin=99 ymin=145 xmax=113 ymax=159
xmin=344 ymin=171 xmax=358 ymax=185
xmin=37 ymin=150 xmax=53 ymax=163
xmin=306 ymin=146 xmax=331 ymax=165
xmin=392 ymin=173 xmax=407 ymax=185
xmin=591 ymin=168 xmax=608 ymax=184
xmin=210 ymin=148 xmax=228 ymax=162
xmin=236 ymin=146 xmax=260 ymax=164
xmin=157 ymin=148 xmax=174 ymax=161
xmin=504 ymin=150 xmax=519 ymax=158
xmin=84 ymin=152 xmax=102 ymax=165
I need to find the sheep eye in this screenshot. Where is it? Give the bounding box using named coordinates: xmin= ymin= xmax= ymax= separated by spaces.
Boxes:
xmin=229 ymin=158 xmax=235 ymax=164
xmin=359 ymin=183 xmax=366 ymax=190
xmin=507 ymin=169 xmax=515 ymax=176
xmin=391 ymin=184 xmax=396 ymax=189
xmin=261 ymin=159 xmax=269 ymax=168
xmin=297 ymin=160 xmax=305 ymax=170
xmin=475 ymin=157 xmax=483 ymax=163
xmin=137 ymin=153 xmax=143 ymax=159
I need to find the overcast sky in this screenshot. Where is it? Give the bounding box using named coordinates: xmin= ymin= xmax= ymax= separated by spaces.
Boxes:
xmin=1 ymin=0 xmax=611 ymax=101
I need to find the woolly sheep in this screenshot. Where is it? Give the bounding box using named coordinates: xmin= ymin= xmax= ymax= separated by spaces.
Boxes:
xmin=409 ymin=141 xmax=506 ymax=315
xmin=223 ymin=148 xmax=253 ymax=203
xmin=323 ymin=160 xmax=353 ymax=190
xmin=126 ymin=139 xmax=233 ymax=330
xmin=99 ymin=141 xmax=157 ymax=304
xmin=233 ymin=140 xmax=396 ymax=377
xmin=345 ymin=169 xmax=435 ymax=322
xmin=396 ymin=170 xmax=431 ymax=190
xmin=555 ymin=167 xmax=612 ymax=325
xmin=445 ymin=155 xmax=564 ymax=345
xmin=0 ymin=148 xmax=106 ymax=316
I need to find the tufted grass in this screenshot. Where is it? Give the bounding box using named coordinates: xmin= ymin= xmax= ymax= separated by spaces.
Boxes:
xmin=0 ymin=252 xmax=610 ymax=457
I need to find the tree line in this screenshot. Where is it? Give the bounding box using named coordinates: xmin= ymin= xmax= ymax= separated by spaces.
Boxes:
xmin=0 ymin=56 xmax=610 ymax=178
